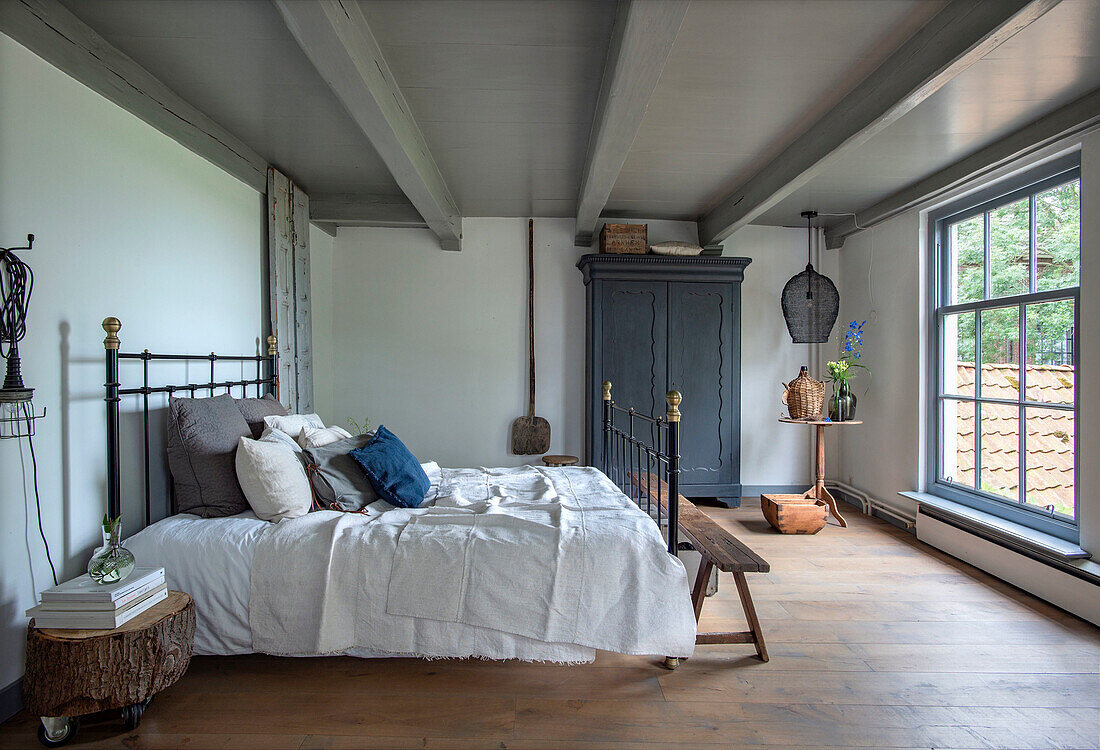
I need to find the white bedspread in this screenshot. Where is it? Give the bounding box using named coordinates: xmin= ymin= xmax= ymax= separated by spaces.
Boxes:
xmin=129 ymin=464 xmax=695 ymax=662
xmin=386 ymin=466 xmax=696 ymax=654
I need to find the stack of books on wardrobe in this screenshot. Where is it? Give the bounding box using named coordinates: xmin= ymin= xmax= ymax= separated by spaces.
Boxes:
xmin=27 ymin=567 xmax=167 ymax=630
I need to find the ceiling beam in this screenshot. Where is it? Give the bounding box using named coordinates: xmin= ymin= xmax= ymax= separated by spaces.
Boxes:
xmin=574 ymin=0 xmax=689 ymax=247
xmin=824 ymin=88 xmax=1100 ymax=249
xmin=274 ymin=0 xmax=463 ymax=252
xmin=697 ymin=0 xmax=1062 ymax=247
xmin=309 ymin=193 xmax=427 ymax=228
xmin=0 ymin=0 xmax=269 ymax=191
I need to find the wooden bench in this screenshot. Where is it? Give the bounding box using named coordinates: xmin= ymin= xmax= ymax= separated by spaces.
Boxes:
xmin=630 ymin=472 xmax=770 ymax=664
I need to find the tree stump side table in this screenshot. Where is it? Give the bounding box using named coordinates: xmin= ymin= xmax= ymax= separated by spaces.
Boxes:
xmin=24 ymin=591 xmax=195 ymax=747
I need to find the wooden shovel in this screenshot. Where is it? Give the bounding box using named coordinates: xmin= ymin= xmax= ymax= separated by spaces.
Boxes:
xmin=511 ymin=219 xmax=551 ymax=455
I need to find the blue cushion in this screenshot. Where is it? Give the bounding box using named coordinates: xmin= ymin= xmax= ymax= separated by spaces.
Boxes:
xmin=349 ymin=425 xmax=430 ymax=508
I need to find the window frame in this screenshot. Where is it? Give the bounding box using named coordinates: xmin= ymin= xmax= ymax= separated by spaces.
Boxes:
xmin=926 ymin=155 xmax=1080 ymax=542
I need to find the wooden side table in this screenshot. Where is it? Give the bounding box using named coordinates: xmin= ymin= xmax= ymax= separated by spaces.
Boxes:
xmin=24 ymin=591 xmax=195 ymax=747
xmin=542 ymin=455 xmax=579 ymax=467
xmin=778 ymin=418 xmax=862 ymax=528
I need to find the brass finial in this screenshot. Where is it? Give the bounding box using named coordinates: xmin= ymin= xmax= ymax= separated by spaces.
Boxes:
xmin=602 ymin=381 xmax=612 ymax=401
xmin=665 ymin=390 xmax=681 ymax=422
xmin=266 ymin=335 xmax=277 ymax=356
xmin=102 ymin=317 xmax=121 ymax=350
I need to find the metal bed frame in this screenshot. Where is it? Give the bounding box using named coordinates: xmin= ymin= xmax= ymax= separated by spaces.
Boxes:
xmin=101 ymin=317 xmax=278 ymax=528
xmin=101 ymin=314 xmax=679 ymax=553
xmin=601 ymin=380 xmax=681 ymax=556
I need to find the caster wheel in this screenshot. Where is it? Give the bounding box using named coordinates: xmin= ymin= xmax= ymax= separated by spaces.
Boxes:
xmin=122 ymin=702 xmax=143 ymax=730
xmin=37 ymin=717 xmax=79 ymax=747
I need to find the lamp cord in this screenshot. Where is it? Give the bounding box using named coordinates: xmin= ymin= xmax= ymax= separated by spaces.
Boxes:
xmin=23 ymin=402 xmax=57 ymax=586
xmin=0 ymin=245 xmax=33 ymax=359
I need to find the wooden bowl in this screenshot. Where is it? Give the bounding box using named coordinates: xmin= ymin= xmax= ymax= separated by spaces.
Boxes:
xmin=760 ymin=494 xmax=827 ymax=534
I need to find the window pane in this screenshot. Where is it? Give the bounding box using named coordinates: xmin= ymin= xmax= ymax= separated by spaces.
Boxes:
xmin=949 ymin=215 xmax=983 ymax=304
xmin=1035 ymin=180 xmax=1080 ymax=292
xmin=980 ymin=307 xmax=1019 ymax=398
xmin=989 ymin=198 xmax=1030 ymax=298
xmin=1025 ymin=299 xmax=1074 ymax=404
xmin=980 ymin=401 xmax=1019 ymax=502
xmin=1025 ymin=407 xmax=1074 ymax=519
xmin=942 ymin=399 xmax=975 ymax=488
xmin=942 ymin=312 xmax=975 ymax=396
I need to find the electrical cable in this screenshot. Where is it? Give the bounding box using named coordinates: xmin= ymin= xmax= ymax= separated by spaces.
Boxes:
xmin=23 ymin=401 xmax=57 ymax=586
xmin=818 ymin=212 xmax=877 ymax=324
xmin=0 ymin=243 xmax=33 ymax=360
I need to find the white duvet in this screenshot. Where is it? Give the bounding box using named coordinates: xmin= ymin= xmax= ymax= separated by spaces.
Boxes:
xmin=126 ymin=464 xmax=696 ymax=662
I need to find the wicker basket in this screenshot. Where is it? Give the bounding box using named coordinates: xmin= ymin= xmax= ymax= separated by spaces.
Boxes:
xmin=781 ymin=366 xmax=824 ymax=420
xmin=599 ymin=223 xmax=648 ymax=254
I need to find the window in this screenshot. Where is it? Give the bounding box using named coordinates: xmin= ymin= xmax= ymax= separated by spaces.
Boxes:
xmin=929 ymin=158 xmax=1080 ymax=541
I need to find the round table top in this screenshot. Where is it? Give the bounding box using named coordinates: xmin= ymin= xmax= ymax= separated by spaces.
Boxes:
xmin=778 ymin=417 xmax=862 ymax=426
xmin=542 ymin=454 xmax=580 ymax=466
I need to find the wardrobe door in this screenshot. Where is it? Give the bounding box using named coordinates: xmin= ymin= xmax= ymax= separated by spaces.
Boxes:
xmin=668 ymin=282 xmax=736 ymax=490
xmin=597 ymin=281 xmax=668 ymax=466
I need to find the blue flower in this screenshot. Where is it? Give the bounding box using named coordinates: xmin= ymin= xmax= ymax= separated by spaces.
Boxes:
xmin=849 ymin=321 xmax=857 ymax=329
xmin=844 ymin=343 xmax=852 ymax=352
xmin=855 ymin=352 xmax=861 ymax=358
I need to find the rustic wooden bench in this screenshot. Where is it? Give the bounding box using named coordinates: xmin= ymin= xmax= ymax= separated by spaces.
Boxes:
xmin=630 ymin=472 xmax=771 ymax=665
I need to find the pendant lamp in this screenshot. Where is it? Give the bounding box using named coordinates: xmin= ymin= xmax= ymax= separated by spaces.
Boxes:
xmin=781 ymin=211 xmax=839 ymax=343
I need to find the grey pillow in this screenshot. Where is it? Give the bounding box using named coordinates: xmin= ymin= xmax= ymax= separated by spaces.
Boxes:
xmin=235 ymin=394 xmax=287 ymax=439
xmin=303 ymin=433 xmax=378 ymax=512
xmin=167 ymin=394 xmax=252 ymax=517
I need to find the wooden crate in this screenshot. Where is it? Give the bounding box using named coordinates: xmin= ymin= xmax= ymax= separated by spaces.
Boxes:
xmin=760 ymin=494 xmax=827 ymax=534
xmin=599 ymin=223 xmax=648 ymax=254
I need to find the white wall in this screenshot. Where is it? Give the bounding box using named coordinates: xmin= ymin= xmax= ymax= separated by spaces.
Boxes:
xmin=722 ymin=225 xmax=827 ymax=489
xmin=0 ymin=34 xmax=264 ymax=693
xmin=328 ymin=220 xmax=810 ymax=487
xmin=309 ymin=225 xmax=336 ymax=426
xmin=330 ymin=219 xmax=586 ymax=467
xmin=827 ymin=212 xmax=925 ymax=519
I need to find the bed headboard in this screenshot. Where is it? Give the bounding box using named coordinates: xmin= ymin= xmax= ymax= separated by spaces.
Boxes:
xmin=102 ymin=317 xmax=278 ymax=531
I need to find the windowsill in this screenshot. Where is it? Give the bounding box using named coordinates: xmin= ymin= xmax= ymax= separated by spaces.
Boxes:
xmin=900 ymin=491 xmax=1089 ymax=561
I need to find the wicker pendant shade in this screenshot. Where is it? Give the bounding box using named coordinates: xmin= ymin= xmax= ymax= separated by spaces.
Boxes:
xmin=782 ymin=211 xmax=839 ymax=344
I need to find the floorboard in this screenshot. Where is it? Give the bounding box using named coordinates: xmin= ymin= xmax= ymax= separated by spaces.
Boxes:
xmin=1 ymin=500 xmax=1096 ymax=749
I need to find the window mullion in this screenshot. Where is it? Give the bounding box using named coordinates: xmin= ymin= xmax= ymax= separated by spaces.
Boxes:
xmin=983 ymin=211 xmax=991 ymax=300
xmin=1029 ymin=193 xmax=1037 ymax=294
xmin=1019 ymin=303 xmax=1027 ymax=506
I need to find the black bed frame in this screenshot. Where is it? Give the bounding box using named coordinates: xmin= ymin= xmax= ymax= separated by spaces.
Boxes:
xmin=100 ymin=316 xmax=680 ymax=558
xmin=102 ymin=317 xmax=278 ymax=529
xmin=601 ymin=381 xmax=680 ymax=556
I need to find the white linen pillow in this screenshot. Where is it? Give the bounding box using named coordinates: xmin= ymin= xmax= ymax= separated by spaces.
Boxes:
xmin=235 ymin=436 xmax=312 ymax=522
xmin=263 ymin=413 xmax=325 ymax=437
xmin=649 ymin=240 xmax=704 ymax=256
xmin=260 ymin=425 xmax=303 ymax=454
xmin=297 ymin=425 xmax=353 ymax=450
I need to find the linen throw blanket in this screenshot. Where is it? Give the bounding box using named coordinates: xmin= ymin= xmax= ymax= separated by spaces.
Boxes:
xmin=249 ymin=465 xmax=696 ymax=659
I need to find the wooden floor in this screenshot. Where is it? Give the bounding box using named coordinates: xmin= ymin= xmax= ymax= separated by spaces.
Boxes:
xmin=2 ymin=501 xmax=1098 ymax=749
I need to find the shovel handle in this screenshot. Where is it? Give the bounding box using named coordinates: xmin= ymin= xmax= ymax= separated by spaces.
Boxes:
xmin=528 ymin=219 xmax=536 ymax=416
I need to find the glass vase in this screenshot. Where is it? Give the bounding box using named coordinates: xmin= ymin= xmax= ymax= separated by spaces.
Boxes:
xmin=87 ymin=519 xmax=136 ymax=585
xmin=828 ymin=381 xmax=857 ymax=422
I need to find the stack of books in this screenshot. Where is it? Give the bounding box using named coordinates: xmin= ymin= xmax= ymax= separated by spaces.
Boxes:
xmin=27 ymin=567 xmax=167 ymax=630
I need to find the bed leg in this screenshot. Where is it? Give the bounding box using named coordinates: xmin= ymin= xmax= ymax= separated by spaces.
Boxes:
xmin=662 ymin=656 xmax=680 ymax=670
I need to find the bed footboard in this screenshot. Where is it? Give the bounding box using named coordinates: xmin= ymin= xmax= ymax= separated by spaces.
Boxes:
xmin=600 ymin=381 xmax=680 ymax=556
